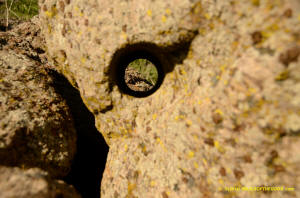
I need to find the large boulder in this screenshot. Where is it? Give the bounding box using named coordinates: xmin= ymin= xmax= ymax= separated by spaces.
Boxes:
xmin=0 ymin=49 xmax=76 ymax=178
xmin=40 ymin=0 xmax=300 ymax=197
xmin=0 ymin=166 xmax=81 ymax=198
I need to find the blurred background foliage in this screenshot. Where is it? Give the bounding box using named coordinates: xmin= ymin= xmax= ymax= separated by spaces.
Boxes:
xmin=127 ymin=59 xmax=159 ymax=85
xmin=0 ymin=0 xmax=39 ymax=20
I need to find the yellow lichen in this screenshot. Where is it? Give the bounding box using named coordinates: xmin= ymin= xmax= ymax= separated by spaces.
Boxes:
xmin=186 ymin=119 xmax=193 ymax=126
xmin=150 ymin=180 xmax=156 ymax=187
xmin=162 ymin=15 xmax=167 ymax=23
xmin=194 ymin=162 xmax=199 ymax=169
xmin=202 ymin=158 xmax=208 ymax=166
xmin=209 ymin=23 xmax=214 ymax=30
xmin=214 ymin=140 xmax=226 ymax=154
xmin=275 ymin=70 xmax=289 ymax=81
xmin=187 ymin=151 xmax=195 ymax=158
xmin=232 ymin=41 xmax=239 ymax=51
xmin=156 ymin=138 xmax=167 ymax=151
xmin=87 ymin=27 xmax=93 ymax=32
xmin=218 ymin=178 xmax=224 ymax=185
xmin=204 ymin=13 xmax=211 ymax=20
xmin=45 ymin=6 xmax=57 ymax=18
xmin=152 ymin=114 xmax=157 ymax=120
xmin=121 ymin=32 xmax=127 ymax=40
xmin=215 ymin=109 xmax=224 ymax=116
xmin=247 ymin=88 xmax=257 ymax=95
xmin=226 ymin=168 xmax=232 ymax=174
xmin=199 ymin=28 xmax=206 ymax=35
xmin=251 ymin=0 xmax=260 ymax=6
xmin=139 ymin=143 xmax=147 ymax=154
xmin=267 ymin=23 xmax=279 ymax=31
xmin=220 ymin=64 xmax=227 ymax=73
xmin=141 ymin=145 xmax=147 ymax=153
xmin=80 ymin=57 xmax=86 ymax=63
xmin=45 ymin=11 xmax=53 ymax=18
xmin=156 ymin=137 xmax=161 ymax=143
xmin=180 ymin=68 xmax=187 ymax=75
xmin=193 ymin=134 xmax=199 ymax=140
xmin=127 ymin=182 xmax=136 ymax=195
xmin=165 ymin=8 xmax=171 ymax=15
xmin=187 ymin=51 xmax=193 ymax=59
xmin=261 ymin=31 xmax=272 ymax=40
xmin=207 ymin=178 xmax=212 ymax=185
xmin=147 ymin=9 xmax=152 ymax=17
xmin=47 ymin=25 xmax=52 ymax=34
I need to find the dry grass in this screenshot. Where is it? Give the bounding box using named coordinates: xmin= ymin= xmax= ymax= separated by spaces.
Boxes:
xmin=0 ymin=0 xmax=38 ymax=27
xmin=127 ymin=59 xmax=158 ymax=85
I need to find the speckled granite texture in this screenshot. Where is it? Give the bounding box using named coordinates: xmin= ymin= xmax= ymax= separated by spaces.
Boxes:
xmin=0 ymin=166 xmax=81 ymax=198
xmin=39 ymin=0 xmax=300 ymax=197
xmin=0 ymin=50 xmax=76 ymax=178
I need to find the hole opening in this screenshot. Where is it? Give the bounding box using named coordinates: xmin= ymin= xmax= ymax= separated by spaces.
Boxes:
xmin=111 ymin=43 xmax=166 ymax=98
xmin=124 ymin=58 xmax=158 ymax=92
xmin=125 ymin=58 xmax=158 ymax=92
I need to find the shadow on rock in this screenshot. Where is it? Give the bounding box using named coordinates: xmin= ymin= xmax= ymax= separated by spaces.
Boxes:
xmin=47 ymin=70 xmax=109 ymax=198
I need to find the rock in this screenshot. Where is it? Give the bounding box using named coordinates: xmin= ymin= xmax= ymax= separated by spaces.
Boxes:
xmin=39 ymin=0 xmax=300 ymax=197
xmin=0 ymin=16 xmax=46 ymax=63
xmin=0 ymin=166 xmax=81 ymax=198
xmin=39 ymin=0 xmax=201 ymax=109
xmin=0 ymin=50 xmax=76 ymax=178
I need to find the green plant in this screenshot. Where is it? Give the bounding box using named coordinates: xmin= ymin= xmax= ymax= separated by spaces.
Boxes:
xmin=0 ymin=0 xmax=39 ymax=23
xmin=128 ymin=59 xmax=158 ymax=85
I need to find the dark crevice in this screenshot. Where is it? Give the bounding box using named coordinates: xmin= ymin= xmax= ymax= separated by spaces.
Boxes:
xmin=35 ymin=47 xmax=45 ymax=54
xmin=27 ymin=54 xmax=42 ymax=63
xmin=164 ymin=38 xmax=195 ymax=68
xmin=99 ymin=104 xmax=113 ymax=114
xmin=47 ymin=70 xmax=109 ymax=198
xmin=0 ymin=24 xmax=12 ymax=32
xmin=0 ymin=38 xmax=8 ymax=46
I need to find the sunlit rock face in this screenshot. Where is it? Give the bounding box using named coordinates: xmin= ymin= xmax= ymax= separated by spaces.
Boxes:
xmin=40 ymin=0 xmax=300 ymax=197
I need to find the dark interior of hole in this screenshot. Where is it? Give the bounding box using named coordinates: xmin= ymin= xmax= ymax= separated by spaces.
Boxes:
xmin=109 ymin=41 xmax=193 ymax=98
xmin=47 ymin=70 xmax=109 ymax=198
xmin=117 ymin=51 xmax=164 ymax=97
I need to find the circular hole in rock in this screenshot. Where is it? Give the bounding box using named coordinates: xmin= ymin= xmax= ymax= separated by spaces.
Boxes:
xmin=114 ymin=45 xmax=165 ymax=97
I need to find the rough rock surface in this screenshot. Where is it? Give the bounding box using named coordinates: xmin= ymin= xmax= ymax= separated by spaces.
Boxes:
xmin=0 ymin=166 xmax=81 ymax=198
xmin=0 ymin=35 xmax=76 ymax=177
xmin=0 ymin=16 xmax=47 ymax=64
xmin=40 ymin=0 xmax=300 ymax=197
